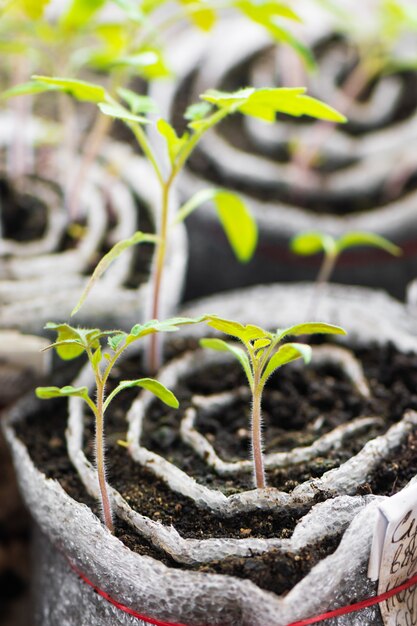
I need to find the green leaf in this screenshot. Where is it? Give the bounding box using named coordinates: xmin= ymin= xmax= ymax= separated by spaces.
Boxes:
xmin=59 ymin=0 xmax=106 ymax=30
xmin=253 ymin=337 xmax=271 ymax=351
xmin=205 ymin=316 xmax=269 ymax=344
xmin=201 ymin=87 xmax=256 ymax=110
xmin=174 ymin=189 xmax=217 ymax=224
xmin=17 ymin=0 xmax=50 ymax=19
xmin=289 ymin=95 xmax=347 ymax=122
xmin=184 ymin=101 xmax=212 ymax=121
xmin=98 ymin=102 xmax=150 ymax=124
xmin=212 ymin=190 xmax=258 ymax=262
xmin=157 ymin=119 xmax=189 ymax=165
xmin=113 ymin=49 xmax=170 ymax=79
xmin=117 ymin=88 xmax=157 ymax=114
xmin=174 ymin=189 xmax=257 ymax=262
xmin=107 ymin=333 xmax=127 ymax=351
xmin=36 ymin=385 xmax=90 ymax=400
xmin=44 ymin=323 xmax=103 ymax=359
xmin=336 ymin=232 xmax=402 ymax=256
xmin=1 ymin=81 xmax=59 ymax=100
xmin=236 ymin=0 xmax=302 ymax=24
xmin=202 ymin=87 xmax=346 ymax=124
xmin=71 ymin=232 xmax=158 ymax=316
xmin=116 ymin=378 xmax=179 ymax=407
xmin=291 ymin=232 xmax=337 ymax=256
xmin=200 ymin=338 xmax=253 ymax=386
xmin=277 ymin=322 xmax=347 ymax=341
xmin=44 ymin=323 xmax=85 ymax=360
xmin=126 ymin=316 xmax=204 ymax=345
xmin=180 ymin=0 xmax=217 ymax=31
xmin=32 ymin=76 xmax=107 ymax=103
xmin=261 ymin=342 xmax=311 ymax=383
xmin=91 ymin=346 xmax=102 ymax=369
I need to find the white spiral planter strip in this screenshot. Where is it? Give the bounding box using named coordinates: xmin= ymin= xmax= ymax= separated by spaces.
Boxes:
xmin=3 ymin=414 xmax=387 ymax=626
xmin=181 ymin=405 xmax=382 ymax=475
xmin=124 ymin=348 xmax=416 ymax=515
xmin=65 ymin=352 xmax=397 ymax=566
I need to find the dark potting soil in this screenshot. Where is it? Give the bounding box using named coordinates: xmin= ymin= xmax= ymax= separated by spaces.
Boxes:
xmin=12 ymin=341 xmax=417 ymax=598
xmin=136 ymin=341 xmax=417 ymax=493
xmin=0 ymin=177 xmax=48 ymax=242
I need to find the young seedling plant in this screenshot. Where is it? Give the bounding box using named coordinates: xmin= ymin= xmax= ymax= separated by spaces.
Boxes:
xmin=291 ymin=230 xmax=402 ymax=316
xmin=25 ymin=77 xmax=346 ymax=372
xmin=35 ymin=316 xmax=201 ymax=532
xmin=201 ymin=316 xmax=346 ymax=489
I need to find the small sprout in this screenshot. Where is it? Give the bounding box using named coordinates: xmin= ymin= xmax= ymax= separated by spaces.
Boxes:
xmin=201 ymin=316 xmax=346 ymax=489
xmin=36 ymin=316 xmax=202 ymax=532
xmin=291 ymin=231 xmax=402 ymax=315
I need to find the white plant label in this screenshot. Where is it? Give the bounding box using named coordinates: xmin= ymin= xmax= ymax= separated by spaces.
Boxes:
xmin=368 ymin=482 xmax=417 ymax=625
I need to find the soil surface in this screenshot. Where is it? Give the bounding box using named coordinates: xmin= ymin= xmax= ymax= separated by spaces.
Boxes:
xmin=12 ymin=339 xmax=417 ymax=598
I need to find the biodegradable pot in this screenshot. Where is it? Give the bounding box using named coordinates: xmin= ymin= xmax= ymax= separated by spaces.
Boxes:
xmin=4 ymin=283 xmax=417 ymax=626
xmin=148 ymin=1 xmax=417 ymax=301
xmin=0 ymin=114 xmax=188 ymax=333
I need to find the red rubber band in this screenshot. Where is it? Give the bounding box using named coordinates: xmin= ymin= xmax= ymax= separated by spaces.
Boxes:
xmin=68 ymin=557 xmax=417 ymax=626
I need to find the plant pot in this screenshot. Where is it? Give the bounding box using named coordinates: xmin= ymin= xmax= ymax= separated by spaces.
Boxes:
xmin=0 ymin=113 xmax=188 ymax=333
xmin=148 ymin=3 xmax=417 ymax=301
xmin=4 ymin=283 xmax=417 ymax=625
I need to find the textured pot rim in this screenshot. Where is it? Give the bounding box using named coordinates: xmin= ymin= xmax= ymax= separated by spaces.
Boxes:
xmin=4 ymin=282 xmax=416 ymax=625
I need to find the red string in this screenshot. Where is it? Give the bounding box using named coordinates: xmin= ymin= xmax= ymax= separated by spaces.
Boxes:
xmin=68 ymin=557 xmax=417 ymax=626
xmin=286 ymin=572 xmax=417 ymax=625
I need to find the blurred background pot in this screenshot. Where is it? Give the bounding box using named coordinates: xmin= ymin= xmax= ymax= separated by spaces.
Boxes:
xmin=0 ymin=112 xmax=188 ymax=334
xmin=149 ymin=1 xmax=417 ymax=301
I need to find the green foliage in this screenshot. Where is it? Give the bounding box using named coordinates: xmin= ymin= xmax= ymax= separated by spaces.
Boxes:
xmin=36 ymin=316 xmax=202 ymax=530
xmin=32 ymin=76 xmax=107 ymax=103
xmin=157 ymin=119 xmax=189 ymax=165
xmin=201 ymin=315 xmax=346 ymax=488
xmin=118 ymin=88 xmax=157 ymax=114
xmin=106 ymin=378 xmax=179 ymax=409
xmin=98 ymin=102 xmax=150 ymax=124
xmin=200 ymin=87 xmax=347 ymax=124
xmin=174 ymin=188 xmax=257 ymax=263
xmin=59 ymin=0 xmax=107 ymax=30
xmin=291 ymin=231 xmax=402 ymax=259
xmin=202 ymin=315 xmax=346 ymax=390
xmin=36 ymin=385 xmax=90 ymax=400
xmin=71 ymin=232 xmax=158 ymax=316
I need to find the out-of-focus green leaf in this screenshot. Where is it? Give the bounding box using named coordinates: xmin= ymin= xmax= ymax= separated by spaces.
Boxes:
xmin=261 ymin=342 xmax=311 ymax=383
xmin=71 ymin=232 xmax=158 ymax=316
xmin=157 ymin=119 xmax=189 ymax=165
xmin=200 ymin=338 xmax=253 ymax=386
xmin=32 ymin=75 xmax=107 ymax=103
xmin=36 ymin=385 xmax=90 ymax=400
